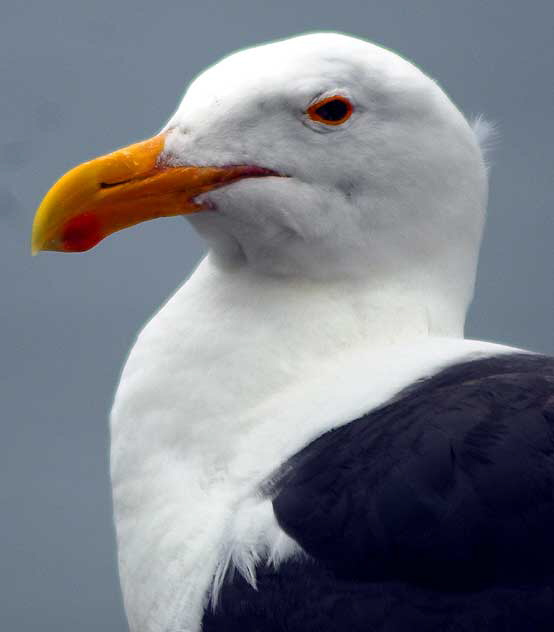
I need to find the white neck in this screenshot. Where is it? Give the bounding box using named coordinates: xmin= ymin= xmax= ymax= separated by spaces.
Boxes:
xmin=110 ymin=254 xmax=496 ymax=632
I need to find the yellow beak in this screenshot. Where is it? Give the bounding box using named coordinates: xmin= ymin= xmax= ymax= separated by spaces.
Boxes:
xmin=31 ymin=132 xmax=276 ymax=254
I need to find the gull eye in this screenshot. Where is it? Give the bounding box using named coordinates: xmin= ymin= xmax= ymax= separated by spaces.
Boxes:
xmin=307 ymin=95 xmax=353 ymax=126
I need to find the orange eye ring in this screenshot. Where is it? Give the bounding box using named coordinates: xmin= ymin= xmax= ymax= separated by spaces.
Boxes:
xmin=307 ymin=95 xmax=353 ymax=126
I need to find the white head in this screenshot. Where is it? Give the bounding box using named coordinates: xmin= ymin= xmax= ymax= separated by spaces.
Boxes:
xmin=34 ymin=32 xmax=491 ymax=335
xmin=161 ymin=33 xmax=488 ymax=314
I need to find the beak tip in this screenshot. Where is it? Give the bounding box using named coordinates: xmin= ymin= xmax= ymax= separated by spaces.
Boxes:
xmin=31 ymin=224 xmax=43 ymax=255
xmin=31 ymin=232 xmax=40 ymax=255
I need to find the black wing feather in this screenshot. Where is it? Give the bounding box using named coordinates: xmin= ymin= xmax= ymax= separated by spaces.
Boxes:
xmin=204 ymin=353 xmax=554 ymax=631
xmin=272 ymin=353 xmax=554 ymax=587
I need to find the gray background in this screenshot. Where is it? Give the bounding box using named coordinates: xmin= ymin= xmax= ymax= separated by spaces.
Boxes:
xmin=1 ymin=0 xmax=552 ymax=629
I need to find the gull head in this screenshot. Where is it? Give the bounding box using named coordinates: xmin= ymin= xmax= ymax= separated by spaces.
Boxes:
xmin=33 ymin=33 xmax=489 ymax=308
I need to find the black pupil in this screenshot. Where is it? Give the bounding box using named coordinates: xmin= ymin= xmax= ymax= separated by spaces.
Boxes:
xmin=315 ymin=99 xmax=348 ymax=122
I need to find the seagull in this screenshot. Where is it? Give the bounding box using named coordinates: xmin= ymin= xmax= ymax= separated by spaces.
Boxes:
xmin=32 ymin=33 xmax=554 ymax=632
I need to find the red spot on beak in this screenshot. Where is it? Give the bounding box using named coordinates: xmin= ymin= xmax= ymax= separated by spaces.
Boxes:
xmin=61 ymin=213 xmax=103 ymax=252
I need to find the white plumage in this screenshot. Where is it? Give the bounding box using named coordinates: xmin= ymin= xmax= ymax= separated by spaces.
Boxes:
xmin=105 ymin=33 xmax=515 ymax=631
